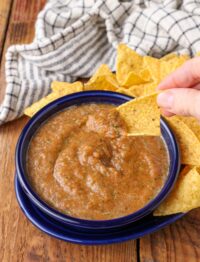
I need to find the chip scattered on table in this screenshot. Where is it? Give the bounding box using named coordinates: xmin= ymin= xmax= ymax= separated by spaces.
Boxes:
xmin=160 ymin=56 xmax=188 ymax=80
xmin=25 ymin=82 xmax=83 ymax=117
xmin=177 ymin=116 xmax=200 ymax=141
xmin=51 ymin=81 xmax=83 ymax=92
xmin=117 ymin=88 xmax=135 ymax=97
xmin=88 ymin=64 xmax=113 ymax=78
xmin=160 ymin=53 xmax=179 ymax=61
xmin=143 ymin=56 xmax=160 ymax=82
xmin=121 ymin=68 xmax=151 ymax=87
xmin=143 ymin=54 xmax=189 ymax=83
xmin=154 ymin=166 xmax=200 ymax=216
xmin=116 ymin=43 xmax=144 ymax=86
xmin=84 ymin=64 xmax=118 ymax=91
xmin=117 ymin=93 xmax=160 ymax=136
xmin=127 ymin=85 xmax=145 ymax=97
xmin=165 ymin=116 xmax=200 ymax=166
xmin=117 ymin=85 xmax=146 ymax=98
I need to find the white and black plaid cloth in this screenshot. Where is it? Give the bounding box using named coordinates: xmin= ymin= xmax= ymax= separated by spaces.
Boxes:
xmin=2 ymin=0 xmax=200 ymax=124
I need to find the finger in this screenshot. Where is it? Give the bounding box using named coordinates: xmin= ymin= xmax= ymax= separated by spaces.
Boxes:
xmin=192 ymin=82 xmax=200 ymax=90
xmin=157 ymin=57 xmax=200 ymax=90
xmin=157 ymin=88 xmax=200 ymax=120
xmin=160 ymin=108 xmax=175 ymax=117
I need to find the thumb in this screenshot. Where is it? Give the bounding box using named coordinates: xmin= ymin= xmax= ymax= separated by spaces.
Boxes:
xmin=157 ymin=88 xmax=200 ymax=120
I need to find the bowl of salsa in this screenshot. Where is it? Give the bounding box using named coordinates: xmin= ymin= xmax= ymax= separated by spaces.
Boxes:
xmin=15 ymin=91 xmax=180 ymax=231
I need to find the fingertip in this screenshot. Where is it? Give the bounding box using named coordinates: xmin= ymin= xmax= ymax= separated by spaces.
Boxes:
xmin=160 ymin=108 xmax=175 ymax=117
xmin=157 ymin=91 xmax=174 ymax=109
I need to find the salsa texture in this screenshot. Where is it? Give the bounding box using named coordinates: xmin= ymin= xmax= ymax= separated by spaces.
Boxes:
xmin=27 ymin=103 xmax=169 ymax=220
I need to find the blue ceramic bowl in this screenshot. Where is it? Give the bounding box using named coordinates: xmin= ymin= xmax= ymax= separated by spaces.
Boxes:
xmin=15 ymin=91 xmax=180 ymax=231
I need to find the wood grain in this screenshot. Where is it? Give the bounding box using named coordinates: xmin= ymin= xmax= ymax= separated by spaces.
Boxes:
xmin=0 ymin=1 xmax=138 ymax=261
xmin=0 ymin=0 xmax=13 ymax=63
xmin=139 ymin=209 xmax=200 ymax=262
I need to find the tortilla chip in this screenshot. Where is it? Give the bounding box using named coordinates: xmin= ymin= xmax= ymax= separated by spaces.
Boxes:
xmin=117 ymin=84 xmax=152 ymax=98
xmin=51 ymin=81 xmax=83 ymax=92
xmin=154 ymin=166 xmax=200 ymax=216
xmin=116 ymin=44 xmax=144 ymax=85
xmin=160 ymin=61 xmax=175 ymax=80
xmin=84 ymin=64 xmax=118 ymax=91
xmin=117 ymin=85 xmax=152 ymax=98
xmin=89 ymin=64 xmax=114 ymax=79
xmin=117 ymin=93 xmax=160 ymax=136
xmin=122 ymin=69 xmax=151 ymax=87
xmin=165 ymin=116 xmax=200 ymax=165
xmin=117 ymin=88 xmax=135 ymax=97
xmin=176 ymin=116 xmax=200 ymax=141
xmin=144 ymin=55 xmax=189 ymax=82
xmin=143 ymin=56 xmax=161 ymax=82
xmin=84 ymin=75 xmax=118 ymax=91
xmin=123 ymin=82 xmax=157 ymax=98
xmin=87 ymin=64 xmax=117 ymax=82
xmin=160 ymin=53 xmax=179 ymax=61
xmin=128 ymin=85 xmax=146 ymax=97
xmin=24 ymin=92 xmax=61 ymax=117
xmin=160 ymin=56 xmax=188 ymax=80
xmin=143 ymin=82 xmax=158 ymax=96
xmin=24 ymin=85 xmax=84 ymax=117
xmin=182 ymin=54 xmax=190 ymax=60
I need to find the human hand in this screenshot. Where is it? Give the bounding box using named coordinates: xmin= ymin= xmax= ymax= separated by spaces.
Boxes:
xmin=157 ymin=57 xmax=200 ymax=121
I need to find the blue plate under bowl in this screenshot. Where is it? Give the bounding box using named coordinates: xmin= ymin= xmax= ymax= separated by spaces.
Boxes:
xmin=15 ymin=91 xmax=180 ymax=231
xmin=15 ymin=175 xmax=185 ymax=245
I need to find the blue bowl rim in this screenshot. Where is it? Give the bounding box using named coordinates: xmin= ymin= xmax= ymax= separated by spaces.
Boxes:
xmin=15 ymin=90 xmax=180 ymax=229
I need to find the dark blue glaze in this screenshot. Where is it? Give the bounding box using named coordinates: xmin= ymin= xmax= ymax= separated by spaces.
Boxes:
xmin=15 ymin=91 xmax=180 ymax=231
xmin=15 ymin=176 xmax=185 ymax=245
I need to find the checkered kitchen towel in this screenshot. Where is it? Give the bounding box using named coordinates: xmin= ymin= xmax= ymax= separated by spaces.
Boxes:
xmin=2 ymin=0 xmax=200 ymax=124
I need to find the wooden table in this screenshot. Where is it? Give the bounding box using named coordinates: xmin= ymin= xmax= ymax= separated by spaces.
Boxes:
xmin=0 ymin=1 xmax=200 ymax=261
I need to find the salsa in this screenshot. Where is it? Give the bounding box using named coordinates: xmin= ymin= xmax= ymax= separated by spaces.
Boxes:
xmin=27 ymin=103 xmax=169 ymax=220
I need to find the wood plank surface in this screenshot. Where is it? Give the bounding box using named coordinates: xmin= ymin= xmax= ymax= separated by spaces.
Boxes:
xmin=0 ymin=0 xmax=13 ymax=62
xmin=139 ymin=209 xmax=200 ymax=262
xmin=0 ymin=0 xmax=200 ymax=261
